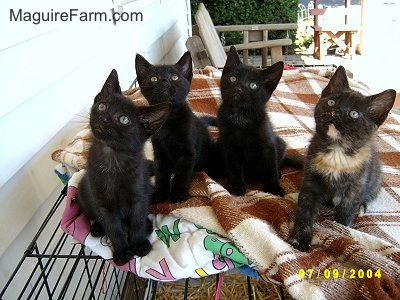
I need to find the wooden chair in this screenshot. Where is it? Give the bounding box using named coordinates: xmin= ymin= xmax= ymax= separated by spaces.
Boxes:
xmin=310 ymin=0 xmax=360 ymax=60
xmin=187 ymin=3 xmax=297 ymax=68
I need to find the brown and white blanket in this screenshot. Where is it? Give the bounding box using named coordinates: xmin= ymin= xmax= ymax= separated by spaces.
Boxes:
xmin=52 ymin=67 xmax=400 ymax=300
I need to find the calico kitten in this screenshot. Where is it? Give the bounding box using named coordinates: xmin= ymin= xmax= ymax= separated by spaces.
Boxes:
xmin=288 ymin=66 xmax=396 ymax=252
xmin=78 ymin=69 xmax=171 ymax=265
xmin=217 ymin=46 xmax=294 ymax=197
xmin=135 ymin=52 xmax=215 ymax=203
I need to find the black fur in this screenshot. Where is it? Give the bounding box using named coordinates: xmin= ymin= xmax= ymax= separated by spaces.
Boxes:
xmin=217 ymin=46 xmax=290 ymax=196
xmin=288 ymin=66 xmax=396 ymax=251
xmin=135 ymin=52 xmax=216 ymax=203
xmin=78 ymin=69 xmax=171 ymax=265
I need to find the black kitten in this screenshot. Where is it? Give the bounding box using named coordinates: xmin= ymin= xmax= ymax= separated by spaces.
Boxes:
xmin=217 ymin=46 xmax=292 ymax=196
xmin=288 ymin=66 xmax=396 ymax=252
xmin=78 ymin=69 xmax=171 ymax=265
xmin=135 ymin=52 xmax=215 ymax=203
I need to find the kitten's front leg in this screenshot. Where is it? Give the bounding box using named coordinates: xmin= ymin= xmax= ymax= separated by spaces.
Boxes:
xmin=90 ymin=222 xmax=105 ymax=237
xmin=99 ymin=207 xmax=131 ymax=266
xmin=152 ymin=158 xmax=173 ymax=204
xmin=170 ymin=151 xmax=196 ymax=203
xmin=261 ymin=146 xmax=284 ymax=197
xmin=334 ymin=198 xmax=359 ymax=226
xmin=287 ymin=187 xmax=319 ymax=252
xmin=224 ymin=147 xmax=246 ymax=196
xmin=127 ymin=215 xmax=152 ymax=257
xmin=262 ymin=181 xmax=284 ymax=197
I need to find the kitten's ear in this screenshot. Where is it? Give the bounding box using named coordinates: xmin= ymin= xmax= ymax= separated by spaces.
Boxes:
xmin=138 ymin=102 xmax=172 ymax=136
xmin=223 ymin=46 xmax=241 ymax=75
xmin=135 ymin=53 xmax=153 ymax=84
xmin=321 ymin=66 xmax=350 ymax=97
xmin=94 ymin=69 xmax=122 ymax=103
xmin=263 ymin=61 xmax=284 ymax=91
xmin=176 ymin=51 xmax=193 ymax=82
xmin=367 ymin=89 xmax=396 ymax=126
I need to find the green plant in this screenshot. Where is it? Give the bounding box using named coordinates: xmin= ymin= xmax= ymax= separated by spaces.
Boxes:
xmin=190 ymin=0 xmax=298 ymax=47
xmin=295 ymin=22 xmax=314 ymax=51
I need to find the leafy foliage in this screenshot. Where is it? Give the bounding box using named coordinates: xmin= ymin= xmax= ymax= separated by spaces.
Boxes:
xmin=190 ymin=0 xmax=298 ymax=47
xmin=295 ymin=22 xmax=314 ymax=51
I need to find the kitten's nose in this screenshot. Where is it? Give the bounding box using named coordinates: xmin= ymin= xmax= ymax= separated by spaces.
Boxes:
xmin=234 ymin=86 xmax=243 ymax=93
xmin=99 ymin=116 xmax=109 ymax=123
xmin=331 ymin=110 xmax=339 ymax=118
xmin=160 ymin=79 xmax=169 ymax=87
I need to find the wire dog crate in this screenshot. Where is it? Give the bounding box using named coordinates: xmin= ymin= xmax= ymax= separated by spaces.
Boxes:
xmin=1 ymin=185 xmax=287 ymax=300
xmin=0 ymin=186 xmax=139 ymax=300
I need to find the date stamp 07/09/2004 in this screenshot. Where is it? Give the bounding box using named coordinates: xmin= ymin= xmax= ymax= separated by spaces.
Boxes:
xmin=297 ymin=268 xmax=382 ymax=280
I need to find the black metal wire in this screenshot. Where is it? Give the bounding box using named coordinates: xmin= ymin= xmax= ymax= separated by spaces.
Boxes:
xmin=0 ymin=186 xmax=129 ymax=300
xmin=184 ymin=278 xmax=189 ymax=300
xmin=88 ymin=260 xmax=107 ymax=299
xmin=25 ymin=233 xmax=70 ymax=299
xmin=1 ymin=184 xmax=292 ymax=300
xmin=151 ymin=280 xmax=158 ymax=300
xmin=34 ymin=244 xmax=52 ymax=299
xmin=50 ymin=244 xmax=83 ymax=298
xmin=79 ymin=249 xmax=99 ymax=299
xmin=95 ymin=262 xmax=109 ymax=299
xmin=57 ymin=247 xmax=87 ymax=300
xmin=133 ymin=273 xmax=140 ymax=300
xmin=25 ymin=185 xmax=67 ymax=255
xmin=279 ymin=285 xmax=286 ymax=300
xmin=247 ymin=276 xmax=253 ymax=300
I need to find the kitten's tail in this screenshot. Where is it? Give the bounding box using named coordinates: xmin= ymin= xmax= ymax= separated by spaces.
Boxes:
xmin=281 ymin=153 xmax=305 ymax=170
xmin=145 ymin=159 xmax=155 ymax=176
xmin=200 ymin=115 xmax=218 ymax=127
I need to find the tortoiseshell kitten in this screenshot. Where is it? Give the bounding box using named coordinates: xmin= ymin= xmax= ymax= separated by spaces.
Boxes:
xmin=135 ymin=52 xmax=216 ymax=203
xmin=288 ymin=66 xmax=396 ymax=251
xmin=217 ymin=46 xmax=299 ymax=197
xmin=78 ymin=69 xmax=171 ymax=265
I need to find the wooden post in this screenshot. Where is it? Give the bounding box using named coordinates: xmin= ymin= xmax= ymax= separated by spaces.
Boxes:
xmin=262 ymin=30 xmax=268 ymax=66
xmin=357 ymin=0 xmax=366 ymax=54
xmin=271 ymin=47 xmax=283 ymax=64
xmin=243 ymin=31 xmax=249 ymax=63
xmin=313 ymin=0 xmax=320 ymax=59
xmin=345 ymin=0 xmax=350 ymax=24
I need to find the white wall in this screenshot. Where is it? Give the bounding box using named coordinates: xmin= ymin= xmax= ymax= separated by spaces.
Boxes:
xmin=0 ymin=0 xmax=191 ymax=288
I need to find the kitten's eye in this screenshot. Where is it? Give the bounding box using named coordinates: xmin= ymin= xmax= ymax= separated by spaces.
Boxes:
xmin=327 ymin=100 xmax=336 ymax=106
xmin=98 ymin=103 xmax=107 ymax=111
xmin=229 ymin=76 xmax=237 ymax=82
xmin=249 ymin=82 xmax=258 ymax=90
xmin=349 ymin=111 xmax=360 ymax=119
xmin=119 ymin=115 xmax=130 ymax=125
xmin=150 ymin=76 xmax=158 ymax=82
xmin=171 ymin=74 xmax=179 ymax=81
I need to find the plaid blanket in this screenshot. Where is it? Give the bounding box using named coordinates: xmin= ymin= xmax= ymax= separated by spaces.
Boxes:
xmin=52 ymin=67 xmax=400 ymax=300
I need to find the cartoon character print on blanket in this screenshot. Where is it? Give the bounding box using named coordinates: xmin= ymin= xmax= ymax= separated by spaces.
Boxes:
xmin=62 ymin=170 xmax=252 ymax=281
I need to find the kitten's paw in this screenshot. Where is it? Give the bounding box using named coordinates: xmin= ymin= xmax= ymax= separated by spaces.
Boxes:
xmin=130 ymin=240 xmax=152 ymax=257
xmin=169 ymin=189 xmax=190 ymax=203
xmin=333 ymin=215 xmax=354 ymax=227
xmin=90 ymin=222 xmax=105 ymax=237
xmin=287 ymin=237 xmax=311 ymax=252
xmin=146 ymin=218 xmax=153 ymax=235
xmin=113 ymin=250 xmax=133 ymax=266
xmin=334 ymin=209 xmax=356 ymax=226
xmin=227 ymin=184 xmax=246 ymax=196
xmin=287 ymin=228 xmax=312 ymax=252
xmin=263 ymin=183 xmax=285 ymax=197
